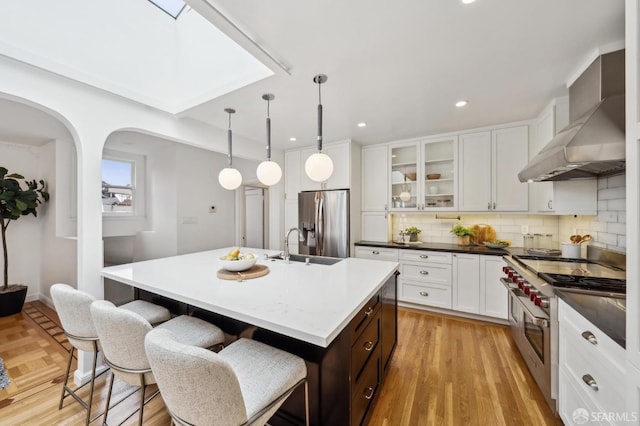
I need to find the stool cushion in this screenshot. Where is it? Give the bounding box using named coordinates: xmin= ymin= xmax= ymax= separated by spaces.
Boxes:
xmin=219 ymin=338 xmax=307 ymax=424
xmin=120 ymin=300 xmax=171 ymax=325
xmin=156 ymin=315 xmax=225 ymax=349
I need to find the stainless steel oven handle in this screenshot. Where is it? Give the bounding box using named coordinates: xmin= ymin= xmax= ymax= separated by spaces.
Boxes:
xmin=502 ymin=280 xmax=549 ymax=328
xmin=500 ymin=277 xmax=518 ymax=290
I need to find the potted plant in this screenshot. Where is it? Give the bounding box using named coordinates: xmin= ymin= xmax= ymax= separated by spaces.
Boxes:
xmin=404 ymin=226 xmax=422 ymax=242
xmin=0 ymin=167 xmax=49 ymax=317
xmin=450 ymin=224 xmax=475 ymax=246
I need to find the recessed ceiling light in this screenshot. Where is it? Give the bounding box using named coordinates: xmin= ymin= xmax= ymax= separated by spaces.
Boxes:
xmin=357 ymin=122 xmax=367 ymax=128
xmin=455 ymin=100 xmax=468 ymax=108
xmin=462 ymin=0 xmax=476 ymax=4
xmin=289 ymin=137 xmax=297 ymax=142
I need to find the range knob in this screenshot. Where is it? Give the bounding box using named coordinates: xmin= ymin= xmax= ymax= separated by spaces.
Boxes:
xmin=524 ymin=285 xmax=531 ymax=295
xmin=502 ymin=266 xmax=510 ymax=274
xmin=535 ymin=296 xmax=549 ymax=308
xmin=517 ymin=280 xmax=525 ymax=290
xmin=511 ymin=273 xmax=520 ymax=283
xmin=529 ymin=289 xmax=540 ymax=301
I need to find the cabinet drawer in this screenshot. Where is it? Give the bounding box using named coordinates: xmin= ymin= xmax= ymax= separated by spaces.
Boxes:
xmin=561 ymin=325 xmax=626 ymax=417
xmin=559 ymin=368 xmax=607 ymax=426
xmin=351 ymin=316 xmax=380 ymax=380
xmin=400 ymin=281 xmax=452 ymax=309
xmin=350 ymin=293 xmax=380 ymax=342
xmin=351 ymin=353 xmax=381 ymax=426
xmin=559 ymin=300 xmax=625 ymax=374
xmin=400 ymin=250 xmax=451 ymax=264
xmin=355 ymin=246 xmax=399 ymax=261
xmin=400 ymin=263 xmax=451 ymax=285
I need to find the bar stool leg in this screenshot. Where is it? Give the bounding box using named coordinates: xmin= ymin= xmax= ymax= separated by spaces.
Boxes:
xmin=59 ymin=346 xmax=75 ymax=409
xmin=103 ymin=372 xmax=115 ymax=425
xmin=85 ymin=344 xmax=99 ymax=425
xmin=304 ymin=379 xmax=310 ymax=426
xmin=138 ymin=374 xmax=146 ymax=426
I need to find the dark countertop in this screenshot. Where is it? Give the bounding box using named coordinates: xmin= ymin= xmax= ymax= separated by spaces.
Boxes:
xmin=355 ymin=240 xmax=509 ymax=256
xmin=556 ymin=289 xmax=626 ymax=348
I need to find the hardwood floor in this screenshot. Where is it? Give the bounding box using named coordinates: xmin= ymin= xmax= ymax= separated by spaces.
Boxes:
xmin=0 ymin=303 xmax=561 ymax=425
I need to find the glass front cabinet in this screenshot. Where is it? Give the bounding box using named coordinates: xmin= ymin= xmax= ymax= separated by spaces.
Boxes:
xmin=389 ymin=136 xmax=458 ymax=212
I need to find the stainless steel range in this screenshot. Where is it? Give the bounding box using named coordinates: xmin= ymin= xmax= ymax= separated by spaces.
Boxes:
xmin=501 ymin=246 xmax=626 ymax=413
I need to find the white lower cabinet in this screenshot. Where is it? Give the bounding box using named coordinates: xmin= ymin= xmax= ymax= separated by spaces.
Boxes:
xmin=398 ymin=250 xmax=452 ymax=309
xmin=356 ymin=245 xmax=507 ymax=320
xmin=559 ymin=299 xmax=626 ymax=425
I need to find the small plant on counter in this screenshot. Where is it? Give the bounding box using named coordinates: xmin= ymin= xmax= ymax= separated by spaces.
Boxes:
xmin=403 ymin=226 xmax=421 ymax=242
xmin=450 ymin=224 xmax=474 ymax=246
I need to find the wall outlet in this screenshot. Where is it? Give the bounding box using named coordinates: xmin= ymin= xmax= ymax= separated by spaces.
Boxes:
xmin=209 ymin=205 xmax=216 ymax=213
xmin=521 ymin=225 xmax=529 ymax=234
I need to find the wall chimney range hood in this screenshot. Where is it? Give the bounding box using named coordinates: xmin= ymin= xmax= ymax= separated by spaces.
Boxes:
xmin=518 ymin=49 xmax=625 ymax=182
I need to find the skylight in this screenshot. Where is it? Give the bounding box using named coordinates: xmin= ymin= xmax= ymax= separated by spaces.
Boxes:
xmin=148 ymin=0 xmax=186 ymax=19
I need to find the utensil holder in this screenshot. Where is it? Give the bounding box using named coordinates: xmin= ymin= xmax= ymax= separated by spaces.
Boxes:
xmin=561 ymin=242 xmax=581 ymax=259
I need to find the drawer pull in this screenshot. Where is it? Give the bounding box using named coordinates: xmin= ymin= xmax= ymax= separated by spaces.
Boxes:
xmin=581 ymin=331 xmax=598 ymax=345
xmin=364 ymin=306 xmax=374 ymax=317
xmin=363 ymin=341 xmax=375 ymax=351
xmin=582 ymin=374 xmax=599 ymax=391
xmin=419 ymin=291 xmax=429 ymax=297
xmin=372 ymin=251 xmax=380 ymax=255
xmin=420 ymin=270 xmax=429 ymax=275
xmin=363 ymin=386 xmax=374 ymax=400
xmin=419 ymin=254 xmax=429 ymax=259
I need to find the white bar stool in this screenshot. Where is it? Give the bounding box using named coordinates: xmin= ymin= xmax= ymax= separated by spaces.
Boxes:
xmin=50 ymin=283 xmax=171 ymax=425
xmin=145 ymin=328 xmax=309 ymax=426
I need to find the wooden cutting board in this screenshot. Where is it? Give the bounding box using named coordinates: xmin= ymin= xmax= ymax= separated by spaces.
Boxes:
xmin=217 ymin=264 xmax=269 ymax=281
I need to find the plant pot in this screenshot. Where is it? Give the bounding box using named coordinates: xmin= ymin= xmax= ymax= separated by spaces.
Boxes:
xmin=457 ymin=235 xmax=471 ymax=246
xmin=0 ymin=285 xmax=28 ymax=317
xmin=409 ymin=234 xmax=419 ymax=242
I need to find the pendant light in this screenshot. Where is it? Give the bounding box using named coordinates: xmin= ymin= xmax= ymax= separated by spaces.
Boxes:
xmin=256 ymin=93 xmax=282 ymax=186
xmin=399 ymin=167 xmax=411 ymax=202
xmin=218 ymin=108 xmax=242 ymax=190
xmin=305 ymin=74 xmax=334 ymax=182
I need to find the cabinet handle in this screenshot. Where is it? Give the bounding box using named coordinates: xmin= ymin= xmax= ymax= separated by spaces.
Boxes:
xmin=582 ymin=374 xmax=599 ymax=391
xmin=419 ymin=255 xmax=428 ymax=259
xmin=548 ymin=200 xmax=553 ymax=210
xmin=419 ymin=291 xmax=429 ymax=297
xmin=420 ymin=270 xmax=429 ymax=275
xmin=372 ymin=251 xmax=380 ymax=255
xmin=493 ymin=202 xmax=496 ymax=210
xmin=364 ymin=306 xmax=374 ymax=317
xmin=581 ymin=331 xmax=598 ymax=345
xmin=363 ymin=341 xmax=375 ymax=351
xmin=487 ymin=202 xmax=491 ymax=210
xmin=363 ymin=386 xmax=375 ymax=400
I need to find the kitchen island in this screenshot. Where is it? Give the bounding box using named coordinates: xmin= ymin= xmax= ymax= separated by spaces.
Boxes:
xmin=102 ymin=247 xmax=399 ymax=426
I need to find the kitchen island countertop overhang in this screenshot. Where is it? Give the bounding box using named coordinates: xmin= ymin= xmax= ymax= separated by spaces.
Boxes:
xmin=101 ymin=248 xmax=399 ymax=347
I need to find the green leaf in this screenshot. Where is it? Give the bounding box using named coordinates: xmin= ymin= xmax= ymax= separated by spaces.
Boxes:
xmin=0 ymin=167 xmax=6 ymax=178
xmin=15 ymin=199 xmax=27 ymax=211
xmin=6 ymin=173 xmax=24 ymax=179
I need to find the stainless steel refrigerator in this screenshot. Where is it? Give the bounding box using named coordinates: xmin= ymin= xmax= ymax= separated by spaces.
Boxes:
xmin=298 ymin=189 xmax=350 ymax=258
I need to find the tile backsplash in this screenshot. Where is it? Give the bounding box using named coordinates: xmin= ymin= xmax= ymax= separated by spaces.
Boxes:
xmin=391 ymin=174 xmax=626 ymax=254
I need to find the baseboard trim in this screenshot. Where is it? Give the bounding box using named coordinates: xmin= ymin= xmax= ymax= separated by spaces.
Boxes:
xmin=398 ymin=301 xmax=509 ymax=326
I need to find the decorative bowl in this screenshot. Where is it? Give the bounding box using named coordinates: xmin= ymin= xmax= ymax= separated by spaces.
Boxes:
xmin=219 ymin=255 xmax=257 ymax=272
xmin=404 ymin=172 xmax=417 ymax=181
xmin=426 ymin=173 xmax=441 ymax=180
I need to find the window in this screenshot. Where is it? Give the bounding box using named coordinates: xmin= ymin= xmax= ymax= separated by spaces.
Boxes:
xmin=102 ymin=150 xmax=146 ymax=216
xmin=147 ymin=0 xmax=186 ymax=19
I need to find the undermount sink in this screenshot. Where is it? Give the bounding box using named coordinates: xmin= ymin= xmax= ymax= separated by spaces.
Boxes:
xmin=270 ymin=254 xmax=343 ymax=265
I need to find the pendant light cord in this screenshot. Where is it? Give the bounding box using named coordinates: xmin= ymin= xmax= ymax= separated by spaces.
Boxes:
xmin=317 ymin=78 xmax=323 ymax=153
xmin=266 ymin=97 xmax=271 ymax=160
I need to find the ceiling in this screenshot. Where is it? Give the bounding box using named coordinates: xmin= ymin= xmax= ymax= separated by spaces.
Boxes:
xmin=0 ymin=0 xmax=626 ymax=153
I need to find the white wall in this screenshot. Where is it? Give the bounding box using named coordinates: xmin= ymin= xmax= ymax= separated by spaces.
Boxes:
xmin=392 ymin=213 xmax=559 ymax=247
xmin=559 ymin=174 xmax=627 ymax=253
xmin=0 ymin=141 xmax=47 ymax=299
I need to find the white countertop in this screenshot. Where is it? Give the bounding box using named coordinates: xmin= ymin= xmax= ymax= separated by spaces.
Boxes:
xmin=101 ymin=248 xmax=399 ymax=347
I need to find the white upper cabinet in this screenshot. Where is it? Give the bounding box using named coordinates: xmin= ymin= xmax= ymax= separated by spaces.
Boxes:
xmin=361 ymin=144 xmax=389 ymax=212
xmin=389 ymin=136 xmax=458 ymax=212
xmin=529 ymin=98 xmax=597 ymax=215
xmin=459 ymin=126 xmax=529 ymax=211
xmin=300 ymin=141 xmax=351 ymax=191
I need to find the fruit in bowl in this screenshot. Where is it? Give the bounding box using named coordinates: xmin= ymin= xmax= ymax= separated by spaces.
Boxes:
xmin=219 ymin=248 xmax=257 ymax=271
xmin=484 ymin=240 xmax=511 ymax=249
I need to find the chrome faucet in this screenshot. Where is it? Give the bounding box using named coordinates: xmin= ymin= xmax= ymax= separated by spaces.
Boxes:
xmin=284 ymin=227 xmax=305 ymax=263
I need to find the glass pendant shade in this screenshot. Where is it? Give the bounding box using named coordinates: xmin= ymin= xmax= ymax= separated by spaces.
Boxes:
xmin=219 ymin=108 xmax=242 ymax=190
xmin=305 ymin=74 xmax=334 ymax=183
xmin=257 ymin=93 xmax=282 ymax=186
xmin=305 ymin=153 xmax=334 ymax=182
xmin=399 ymin=191 xmax=411 ymax=202
xmin=257 ymin=160 xmax=282 ymax=186
xmin=218 ymin=167 xmax=242 ymax=190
